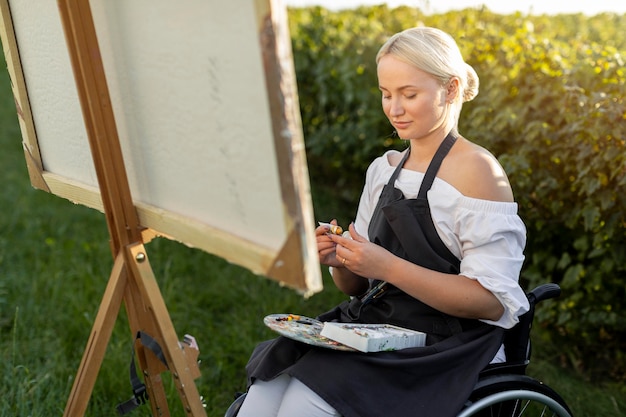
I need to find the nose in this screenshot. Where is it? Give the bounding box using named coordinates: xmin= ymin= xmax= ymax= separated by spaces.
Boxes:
xmin=388 ymin=97 xmax=405 ymax=117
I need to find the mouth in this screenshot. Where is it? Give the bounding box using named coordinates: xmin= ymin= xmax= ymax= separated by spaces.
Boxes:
xmin=393 ymin=121 xmax=411 ymax=130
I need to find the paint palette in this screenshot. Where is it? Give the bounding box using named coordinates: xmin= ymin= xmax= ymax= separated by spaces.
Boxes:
xmin=264 ymin=314 xmax=355 ymax=351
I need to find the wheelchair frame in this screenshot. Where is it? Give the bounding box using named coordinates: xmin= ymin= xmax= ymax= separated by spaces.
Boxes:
xmin=225 ymin=283 xmax=573 ymax=417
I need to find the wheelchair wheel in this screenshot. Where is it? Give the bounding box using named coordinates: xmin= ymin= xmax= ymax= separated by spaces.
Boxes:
xmin=224 ymin=392 xmax=246 ymax=417
xmin=459 ymin=374 xmax=573 ymax=417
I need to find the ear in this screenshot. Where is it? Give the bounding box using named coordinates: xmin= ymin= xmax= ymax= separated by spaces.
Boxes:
xmin=446 ymin=78 xmax=460 ymax=103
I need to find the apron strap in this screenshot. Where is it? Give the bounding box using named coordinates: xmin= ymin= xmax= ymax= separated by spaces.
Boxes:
xmin=387 ymin=130 xmax=459 ymax=198
xmin=388 ymin=147 xmax=410 ymax=184
xmin=418 ymin=131 xmax=458 ymax=198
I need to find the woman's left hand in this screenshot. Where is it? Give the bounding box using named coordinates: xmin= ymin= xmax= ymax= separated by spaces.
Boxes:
xmin=329 ymin=223 xmax=394 ymax=280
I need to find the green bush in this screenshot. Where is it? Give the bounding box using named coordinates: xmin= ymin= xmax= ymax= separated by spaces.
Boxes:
xmin=289 ymin=6 xmax=626 ymax=380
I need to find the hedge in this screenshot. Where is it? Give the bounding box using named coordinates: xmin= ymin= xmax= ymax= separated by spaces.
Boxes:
xmin=288 ymin=5 xmax=626 ymax=381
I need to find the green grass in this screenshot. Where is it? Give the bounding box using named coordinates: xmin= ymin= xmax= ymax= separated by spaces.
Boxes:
xmin=0 ymin=58 xmax=624 ymax=417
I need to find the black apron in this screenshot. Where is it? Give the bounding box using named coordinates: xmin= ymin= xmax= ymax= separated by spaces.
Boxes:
xmin=321 ymin=132 xmax=484 ymax=344
xmin=246 ymin=132 xmax=504 ymax=417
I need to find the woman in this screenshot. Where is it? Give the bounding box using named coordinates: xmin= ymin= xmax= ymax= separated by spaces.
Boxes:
xmin=236 ymin=26 xmax=529 ymax=417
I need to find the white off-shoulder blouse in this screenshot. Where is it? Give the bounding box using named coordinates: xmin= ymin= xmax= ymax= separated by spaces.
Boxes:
xmin=352 ymin=150 xmax=530 ymax=331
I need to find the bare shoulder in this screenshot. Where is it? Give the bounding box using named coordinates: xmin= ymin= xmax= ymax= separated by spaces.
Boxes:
xmin=440 ymin=138 xmax=515 ymax=202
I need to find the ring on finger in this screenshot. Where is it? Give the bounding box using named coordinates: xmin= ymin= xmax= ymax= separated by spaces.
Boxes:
xmin=342 ymin=257 xmax=346 ymax=265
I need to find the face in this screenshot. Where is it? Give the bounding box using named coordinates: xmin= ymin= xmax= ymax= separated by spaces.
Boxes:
xmin=377 ymin=54 xmax=452 ymax=140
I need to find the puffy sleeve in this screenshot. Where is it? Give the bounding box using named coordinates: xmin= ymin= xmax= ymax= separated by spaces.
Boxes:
xmin=453 ymin=197 xmax=530 ymax=328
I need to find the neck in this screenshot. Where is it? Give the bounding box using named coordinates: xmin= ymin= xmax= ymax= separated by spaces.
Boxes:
xmin=407 ymin=129 xmax=455 ymax=164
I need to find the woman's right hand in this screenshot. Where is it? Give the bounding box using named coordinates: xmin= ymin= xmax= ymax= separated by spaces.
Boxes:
xmin=316 ymin=219 xmax=343 ymax=268
xmin=317 ymin=220 xmax=370 ymax=296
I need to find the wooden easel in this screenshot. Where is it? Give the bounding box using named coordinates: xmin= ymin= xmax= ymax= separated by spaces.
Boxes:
xmin=57 ymin=0 xmax=205 ymax=415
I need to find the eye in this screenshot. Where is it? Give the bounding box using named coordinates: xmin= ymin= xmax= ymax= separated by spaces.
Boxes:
xmin=405 ymin=93 xmax=417 ymax=99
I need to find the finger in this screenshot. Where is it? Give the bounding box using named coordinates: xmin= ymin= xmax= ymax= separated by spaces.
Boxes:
xmin=328 ymin=224 xmax=362 ymax=247
xmin=315 ymin=224 xmax=331 ymax=235
xmin=319 ymin=235 xmax=334 ymax=245
xmin=348 ymin=222 xmax=367 ymax=242
xmin=328 ymin=234 xmax=355 ymax=252
xmin=317 ymin=240 xmax=336 ymax=253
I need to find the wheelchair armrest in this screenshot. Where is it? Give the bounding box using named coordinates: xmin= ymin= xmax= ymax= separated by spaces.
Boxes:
xmin=528 ymin=283 xmax=561 ymax=306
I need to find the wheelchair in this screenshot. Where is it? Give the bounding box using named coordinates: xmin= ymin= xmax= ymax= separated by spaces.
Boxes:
xmin=225 ymin=283 xmax=573 ymax=417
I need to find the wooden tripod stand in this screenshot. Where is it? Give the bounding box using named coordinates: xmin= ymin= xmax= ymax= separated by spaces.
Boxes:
xmin=58 ymin=1 xmax=205 ymax=415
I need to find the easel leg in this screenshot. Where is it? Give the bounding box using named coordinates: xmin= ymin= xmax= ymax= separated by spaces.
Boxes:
xmin=63 ymin=253 xmax=128 ymax=417
xmin=125 ymin=243 xmax=207 ymax=416
xmin=135 ymin=341 xmax=170 ymax=417
xmin=125 ymin=266 xmax=171 ymax=417
xmin=63 ymin=245 xmax=204 ymax=417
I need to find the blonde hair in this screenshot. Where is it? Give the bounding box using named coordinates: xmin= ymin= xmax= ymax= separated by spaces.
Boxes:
xmin=376 ymin=27 xmax=478 ymax=103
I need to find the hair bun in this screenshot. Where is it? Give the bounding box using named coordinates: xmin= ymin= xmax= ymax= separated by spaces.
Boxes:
xmin=463 ymin=63 xmax=479 ymax=102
